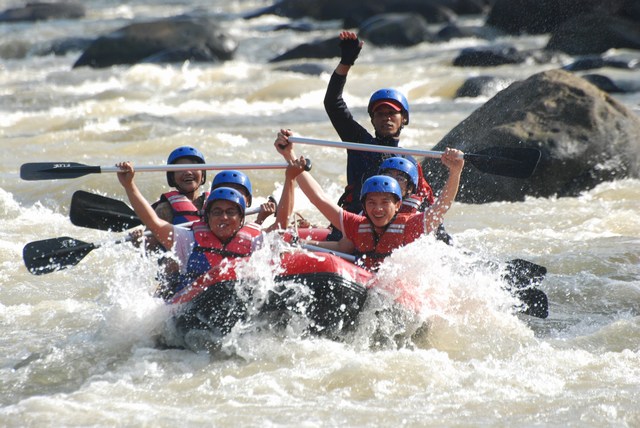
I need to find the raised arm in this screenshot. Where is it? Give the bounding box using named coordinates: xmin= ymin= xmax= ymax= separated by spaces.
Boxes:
xmin=274 ymin=130 xmax=344 ymax=231
xmin=116 ymin=162 xmax=175 ymax=249
xmin=423 ymin=148 xmax=465 ymax=232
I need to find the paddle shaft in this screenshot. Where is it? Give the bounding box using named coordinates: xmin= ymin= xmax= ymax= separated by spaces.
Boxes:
xmin=289 ymin=136 xmax=457 ymax=160
xmin=300 ymin=243 xmax=356 ymax=262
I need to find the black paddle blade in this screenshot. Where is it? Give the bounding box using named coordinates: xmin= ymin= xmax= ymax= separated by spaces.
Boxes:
xmin=20 ymin=162 xmax=101 ymax=181
xmin=464 ymin=147 xmax=541 ymax=179
xmin=502 ymin=258 xmax=549 ymax=318
xmin=514 ymin=288 xmax=549 ymax=319
xmin=504 ymin=258 xmax=547 ymax=287
xmin=70 ymin=191 xmax=141 ymax=231
xmin=23 ymin=237 xmax=96 ymax=275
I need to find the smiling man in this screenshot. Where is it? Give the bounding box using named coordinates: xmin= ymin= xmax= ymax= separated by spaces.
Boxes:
xmin=275 ymin=130 xmax=464 ymax=272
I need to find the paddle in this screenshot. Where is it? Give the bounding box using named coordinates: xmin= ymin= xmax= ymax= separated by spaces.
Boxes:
xmin=70 ymin=191 xmax=142 ymax=231
xmin=24 ymin=235 xmax=126 ymax=275
xmin=289 ymin=136 xmax=541 ymax=179
xmin=22 ymin=221 xmax=200 ymax=275
xmin=70 ymin=191 xmax=262 ymax=232
xmin=21 ymin=160 xmax=312 ymax=181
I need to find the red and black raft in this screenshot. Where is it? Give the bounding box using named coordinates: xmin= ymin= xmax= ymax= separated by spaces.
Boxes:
xmin=168 ymin=250 xmax=373 ymax=346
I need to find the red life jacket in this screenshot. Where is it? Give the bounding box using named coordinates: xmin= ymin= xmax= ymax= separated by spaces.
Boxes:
xmin=178 ymin=221 xmax=262 ymax=289
xmin=352 ymin=214 xmax=414 ymax=271
xmin=415 ymin=163 xmax=435 ymax=206
xmin=157 ymin=190 xmax=208 ymax=224
xmin=400 ymin=194 xmax=424 ymax=214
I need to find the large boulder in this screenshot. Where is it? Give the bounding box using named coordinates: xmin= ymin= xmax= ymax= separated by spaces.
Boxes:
xmin=422 ymin=69 xmax=640 ymax=203
xmin=73 ymin=17 xmax=236 ymax=68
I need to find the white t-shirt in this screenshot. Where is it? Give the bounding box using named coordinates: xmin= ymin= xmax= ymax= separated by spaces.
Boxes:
xmin=171 ymin=226 xmax=196 ymax=273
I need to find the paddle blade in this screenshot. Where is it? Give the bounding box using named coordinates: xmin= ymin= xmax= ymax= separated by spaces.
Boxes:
xmin=20 ymin=162 xmax=101 ymax=181
xmin=504 ymin=258 xmax=547 ymax=287
xmin=464 ymin=147 xmax=541 ymax=179
xmin=502 ymin=258 xmax=548 ymax=318
xmin=23 ymin=237 xmax=96 ymax=275
xmin=70 ymin=191 xmax=142 ymax=231
xmin=515 ymin=288 xmax=549 ymax=319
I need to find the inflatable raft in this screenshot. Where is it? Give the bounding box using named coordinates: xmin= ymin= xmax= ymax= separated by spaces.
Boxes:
xmin=168 ymin=249 xmax=373 ymax=348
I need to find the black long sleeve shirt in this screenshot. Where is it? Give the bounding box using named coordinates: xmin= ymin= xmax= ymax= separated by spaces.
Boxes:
xmin=324 ymin=72 xmax=400 ymax=213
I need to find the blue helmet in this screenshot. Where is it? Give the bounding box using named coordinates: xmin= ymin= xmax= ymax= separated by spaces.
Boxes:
xmin=367 ymin=88 xmax=409 ymax=125
xmin=379 ymin=157 xmax=419 ymax=190
xmin=211 ymin=170 xmax=253 ymax=207
xmin=166 ymin=146 xmax=206 ymax=188
xmin=360 ymin=175 xmax=403 ymax=203
xmin=204 ymin=186 xmax=246 ymax=217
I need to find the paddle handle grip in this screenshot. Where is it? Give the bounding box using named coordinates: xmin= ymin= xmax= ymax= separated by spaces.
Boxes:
xmin=288 ymin=136 xmax=449 ymax=159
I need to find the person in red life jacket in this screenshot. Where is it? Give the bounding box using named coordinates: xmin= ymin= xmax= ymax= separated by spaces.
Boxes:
xmin=116 ymin=161 xmax=295 ymax=299
xmin=154 ymin=146 xmax=208 ymax=225
xmin=378 ymin=157 xmax=452 ymax=245
xmin=130 ymin=146 xmax=208 ymax=250
xmin=210 ymin=170 xmax=276 ymax=228
xmin=124 ymin=146 xmax=208 ymax=295
xmin=274 ymin=131 xmax=464 ymax=272
xmin=125 ymin=146 xmax=208 ymax=295
xmin=323 ymin=31 xmax=435 ymax=240
xmin=117 ymin=162 xmax=259 ymax=298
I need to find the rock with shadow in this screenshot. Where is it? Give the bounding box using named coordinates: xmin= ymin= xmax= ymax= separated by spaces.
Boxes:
xmin=73 ymin=16 xmax=237 ymax=68
xmin=422 ymin=69 xmax=640 ymax=203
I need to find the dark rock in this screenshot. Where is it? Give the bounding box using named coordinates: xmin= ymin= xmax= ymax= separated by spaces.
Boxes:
xmin=453 ymin=46 xmax=527 ymax=67
xmin=436 ymin=23 xmax=501 ymax=41
xmin=422 ymin=69 xmax=640 ymax=203
xmin=272 ymin=63 xmax=332 ymax=75
xmin=359 ymin=14 xmax=435 ymax=47
xmin=73 ymin=17 xmax=236 ymax=68
xmin=245 ymin=0 xmax=478 ymax=26
xmin=269 ymin=38 xmax=338 ymax=63
xmin=547 ymin=13 xmax=640 ymax=55
xmin=0 ymin=2 xmax=84 ymax=22
xmin=485 ymin=0 xmax=627 ymax=35
xmin=454 ymin=76 xmax=513 ymax=98
xmin=562 ymin=55 xmax=639 ymax=71
xmin=581 ymin=74 xmax=625 ymax=93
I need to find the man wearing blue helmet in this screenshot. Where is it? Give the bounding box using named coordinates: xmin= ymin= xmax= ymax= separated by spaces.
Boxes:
xmin=324 ymin=31 xmax=435 ymax=236
xmin=153 ymin=146 xmax=209 ymax=226
xmin=211 ymin=170 xmax=276 ymax=227
xmin=116 ymin=162 xmax=264 ymax=298
xmin=275 ymin=131 xmax=464 ymax=272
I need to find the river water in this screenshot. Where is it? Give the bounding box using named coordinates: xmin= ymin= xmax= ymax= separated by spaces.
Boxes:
xmin=1 ymin=1 xmax=640 ymax=426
